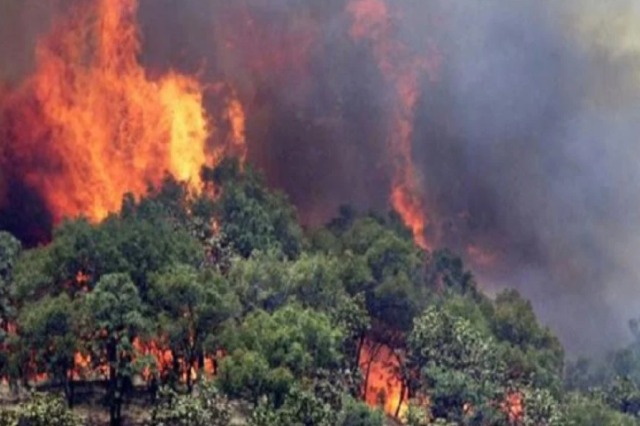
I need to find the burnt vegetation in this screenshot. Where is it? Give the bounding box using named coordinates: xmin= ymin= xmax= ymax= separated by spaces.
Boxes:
xmin=0 ymin=160 xmax=639 ymax=426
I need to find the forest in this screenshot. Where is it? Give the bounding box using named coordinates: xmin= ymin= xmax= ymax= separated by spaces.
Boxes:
xmin=1 ymin=160 xmax=640 ymax=426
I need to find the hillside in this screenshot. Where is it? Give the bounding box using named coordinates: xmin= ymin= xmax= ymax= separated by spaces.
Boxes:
xmin=1 ymin=161 xmax=639 ymax=426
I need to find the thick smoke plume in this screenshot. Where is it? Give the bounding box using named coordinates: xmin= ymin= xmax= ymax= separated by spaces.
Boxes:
xmin=2 ymin=0 xmax=640 ymax=355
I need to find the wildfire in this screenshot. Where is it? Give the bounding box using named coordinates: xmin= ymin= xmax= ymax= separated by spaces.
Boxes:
xmin=0 ymin=0 xmax=245 ymax=225
xmin=359 ymin=341 xmax=408 ymax=418
xmin=348 ymin=0 xmax=440 ymax=250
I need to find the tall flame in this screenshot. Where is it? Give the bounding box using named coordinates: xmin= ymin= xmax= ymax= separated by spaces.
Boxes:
xmin=348 ymin=0 xmax=439 ymax=250
xmin=0 ymin=0 xmax=240 ymax=224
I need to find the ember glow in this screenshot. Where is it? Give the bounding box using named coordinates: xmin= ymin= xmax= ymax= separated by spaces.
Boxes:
xmin=0 ymin=0 xmax=244 ymax=225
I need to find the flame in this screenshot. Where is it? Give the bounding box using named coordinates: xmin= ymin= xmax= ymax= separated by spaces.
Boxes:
xmin=348 ymin=0 xmax=440 ymax=250
xmin=359 ymin=341 xmax=408 ymax=418
xmin=0 ymin=0 xmax=245 ymax=224
xmin=502 ymin=392 xmax=524 ymax=424
xmin=226 ymin=94 xmax=247 ymax=164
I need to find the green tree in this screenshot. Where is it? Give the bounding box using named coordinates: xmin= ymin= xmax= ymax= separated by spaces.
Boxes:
xmin=407 ymin=305 xmax=506 ymax=423
xmin=206 ymin=160 xmax=303 ymax=259
xmin=45 ymin=211 xmax=202 ymax=300
xmin=0 ymin=231 xmax=20 ymax=332
xmin=490 ymin=290 xmax=564 ymax=393
xmin=226 ymin=250 xmax=289 ymax=314
xmin=338 ymin=397 xmax=384 ymax=426
xmin=520 ymin=387 xmax=562 ymax=426
xmin=218 ymin=304 xmax=344 ymax=404
xmin=150 ymin=265 xmax=239 ymax=391
xmin=82 ymin=273 xmax=148 ymax=426
xmin=561 ymin=393 xmax=639 ymax=426
xmin=18 ymin=294 xmax=81 ymax=406
xmin=0 ymin=231 xmax=21 ymax=380
xmin=2 ymin=393 xmax=80 ymax=426
xmin=150 ymin=381 xmax=231 ymax=426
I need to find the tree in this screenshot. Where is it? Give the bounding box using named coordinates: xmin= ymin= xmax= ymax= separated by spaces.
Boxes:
xmin=249 ymin=388 xmax=384 ymax=426
xmin=82 ymin=273 xmax=148 ymax=426
xmin=1 ymin=393 xmax=80 ymax=426
xmin=0 ymin=231 xmax=20 ymax=331
xmin=425 ymin=249 xmax=476 ymax=295
xmin=249 ymin=385 xmax=337 ymax=426
xmin=149 ymin=265 xmax=239 ymax=391
xmin=18 ymin=294 xmax=81 ymax=406
xmin=0 ymin=231 xmax=21 ymax=380
xmin=218 ymin=304 xmax=344 ymax=404
xmin=329 ymin=214 xmax=429 ymax=335
xmin=338 ymin=397 xmax=384 ymax=426
xmin=206 ymin=159 xmax=303 ymax=259
xmin=45 ymin=211 xmax=202 ymax=300
xmin=226 ymin=250 xmax=290 ymax=314
xmin=561 ymin=393 xmax=639 ymax=426
xmin=407 ymin=305 xmax=506 ymax=423
xmin=150 ymin=381 xmax=231 ymax=426
xmin=490 ymin=290 xmax=564 ymax=393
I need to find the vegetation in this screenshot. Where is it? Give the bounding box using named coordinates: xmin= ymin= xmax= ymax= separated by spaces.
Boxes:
xmin=1 ymin=160 xmax=639 ymax=425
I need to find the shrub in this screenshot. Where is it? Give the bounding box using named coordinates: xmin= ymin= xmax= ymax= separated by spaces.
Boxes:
xmin=150 ymin=381 xmax=231 ymax=426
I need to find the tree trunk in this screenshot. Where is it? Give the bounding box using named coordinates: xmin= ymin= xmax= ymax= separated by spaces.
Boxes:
xmin=107 ymin=338 xmax=121 ymax=426
xmin=64 ymin=378 xmax=75 ymax=408
xmin=355 ymin=334 xmax=365 ymax=369
xmin=395 ymin=381 xmax=406 ymax=418
xmin=186 ymin=362 xmax=193 ymax=394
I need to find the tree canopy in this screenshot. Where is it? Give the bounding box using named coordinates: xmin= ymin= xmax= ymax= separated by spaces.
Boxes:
xmin=1 ymin=161 xmax=638 ymax=426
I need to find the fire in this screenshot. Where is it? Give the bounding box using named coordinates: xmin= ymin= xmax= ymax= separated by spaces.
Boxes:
xmin=502 ymin=392 xmax=524 ymax=424
xmin=359 ymin=341 xmax=408 ymax=418
xmin=348 ymin=0 xmax=440 ymax=250
xmin=0 ymin=0 xmax=244 ymax=225
xmin=226 ymin=95 xmax=247 ymax=164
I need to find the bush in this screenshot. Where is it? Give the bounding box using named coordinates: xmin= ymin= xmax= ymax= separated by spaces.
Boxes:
xmin=0 ymin=394 xmax=79 ymax=426
xmin=150 ymin=381 xmax=231 ymax=426
xmin=338 ymin=398 xmax=384 ymax=426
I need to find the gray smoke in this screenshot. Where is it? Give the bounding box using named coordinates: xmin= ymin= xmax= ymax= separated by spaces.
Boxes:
xmin=408 ymin=0 xmax=640 ymax=354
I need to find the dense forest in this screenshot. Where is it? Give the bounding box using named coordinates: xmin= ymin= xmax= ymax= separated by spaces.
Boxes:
xmin=2 ymin=160 xmax=640 ymax=426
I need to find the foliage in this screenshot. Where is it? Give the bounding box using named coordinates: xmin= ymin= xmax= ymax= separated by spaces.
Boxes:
xmin=149 ymin=265 xmax=239 ymax=390
xmin=0 ymin=393 xmax=80 ymax=426
xmin=150 ymin=381 xmax=231 ymax=426
xmin=249 ymin=385 xmax=337 ymax=426
xmin=249 ymin=387 xmax=383 ymax=426
xmin=18 ymin=294 xmax=81 ymax=405
xmin=490 ymin=290 xmax=564 ymax=393
xmin=82 ymin=273 xmax=148 ymax=426
xmin=520 ymin=387 xmax=563 ymax=426
xmin=337 ymin=397 xmax=384 ymax=426
xmin=0 ymin=231 xmax=21 ymax=378
xmin=408 ymin=305 xmax=506 ymax=423
xmin=218 ymin=304 xmax=344 ymax=404
xmin=4 ymin=163 xmax=639 ymax=424
xmin=205 ymin=159 xmax=303 ymax=259
xmin=561 ymin=393 xmax=640 ymax=426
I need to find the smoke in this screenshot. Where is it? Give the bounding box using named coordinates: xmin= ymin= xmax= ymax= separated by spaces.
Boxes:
xmin=410 ymin=0 xmax=640 ymax=354
xmin=2 ymin=0 xmax=640 ymax=354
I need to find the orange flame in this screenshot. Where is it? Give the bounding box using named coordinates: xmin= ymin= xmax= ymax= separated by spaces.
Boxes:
xmin=348 ymin=0 xmax=440 ymax=250
xmin=0 ymin=0 xmax=245 ymax=224
xmin=359 ymin=341 xmax=408 ymax=418
xmin=226 ymin=94 xmax=247 ymax=164
xmin=500 ymin=392 xmax=524 ymax=424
